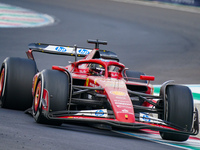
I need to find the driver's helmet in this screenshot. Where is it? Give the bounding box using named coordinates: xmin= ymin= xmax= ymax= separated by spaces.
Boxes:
xmin=89 ymin=63 xmax=105 ymax=76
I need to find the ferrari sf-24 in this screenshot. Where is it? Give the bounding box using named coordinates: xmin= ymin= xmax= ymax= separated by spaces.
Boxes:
xmin=0 ymin=39 xmax=199 ymax=141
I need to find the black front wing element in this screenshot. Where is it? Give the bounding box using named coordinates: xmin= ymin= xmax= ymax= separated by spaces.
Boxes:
xmin=47 ymin=111 xmax=199 ymax=136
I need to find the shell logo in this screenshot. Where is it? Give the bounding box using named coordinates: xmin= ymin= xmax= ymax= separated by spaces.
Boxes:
xmin=110 ymin=91 xmax=126 ymax=96
xmin=86 ymin=78 xmax=89 ymax=86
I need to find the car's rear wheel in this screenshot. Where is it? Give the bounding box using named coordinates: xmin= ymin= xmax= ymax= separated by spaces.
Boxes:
xmin=0 ymin=57 xmax=37 ymax=110
xmin=33 ymin=69 xmax=70 ymax=125
xmin=160 ymin=85 xmax=194 ymax=141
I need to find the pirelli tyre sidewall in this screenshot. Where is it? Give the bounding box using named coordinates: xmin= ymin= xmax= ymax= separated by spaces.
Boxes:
xmin=33 ymin=69 xmax=69 ymax=125
xmin=160 ymin=84 xmax=194 ymax=141
xmin=0 ymin=64 xmax=5 ymax=99
xmin=33 ymin=79 xmax=43 ymax=122
xmin=0 ymin=57 xmax=37 ymax=110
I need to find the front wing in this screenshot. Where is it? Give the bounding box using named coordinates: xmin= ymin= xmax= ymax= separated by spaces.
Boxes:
xmin=47 ymin=110 xmax=199 ymax=136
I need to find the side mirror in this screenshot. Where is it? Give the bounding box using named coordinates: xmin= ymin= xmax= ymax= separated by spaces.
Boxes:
xmin=140 ymin=75 xmax=155 ymax=81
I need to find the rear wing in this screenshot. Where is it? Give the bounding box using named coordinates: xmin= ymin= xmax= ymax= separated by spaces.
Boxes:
xmin=28 ymin=43 xmax=119 ymax=61
xmin=28 ymin=43 xmax=92 ymax=57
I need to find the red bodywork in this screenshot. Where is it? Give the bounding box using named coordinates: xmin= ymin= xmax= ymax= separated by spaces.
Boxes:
xmin=30 ymin=47 xmax=155 ymax=124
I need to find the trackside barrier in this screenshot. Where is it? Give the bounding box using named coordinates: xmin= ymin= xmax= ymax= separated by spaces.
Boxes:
xmin=147 ymin=0 xmax=200 ymax=7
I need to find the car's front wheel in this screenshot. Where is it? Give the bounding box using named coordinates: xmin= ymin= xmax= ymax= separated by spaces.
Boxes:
xmin=160 ymin=85 xmax=194 ymax=141
xmin=33 ymin=69 xmax=70 ymax=125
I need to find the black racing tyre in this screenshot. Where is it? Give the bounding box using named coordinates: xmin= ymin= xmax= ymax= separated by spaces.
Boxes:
xmin=160 ymin=85 xmax=194 ymax=141
xmin=33 ymin=69 xmax=69 ymax=125
xmin=0 ymin=57 xmax=37 ymax=110
xmin=123 ymin=70 xmax=147 ymax=83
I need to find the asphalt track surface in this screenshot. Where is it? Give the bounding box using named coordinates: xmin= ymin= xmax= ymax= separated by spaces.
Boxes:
xmin=0 ymin=0 xmax=200 ymax=149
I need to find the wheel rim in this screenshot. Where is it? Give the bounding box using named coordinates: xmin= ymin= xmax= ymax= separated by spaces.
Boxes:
xmin=0 ymin=68 xmax=5 ymax=97
xmin=34 ymin=81 xmax=41 ymax=113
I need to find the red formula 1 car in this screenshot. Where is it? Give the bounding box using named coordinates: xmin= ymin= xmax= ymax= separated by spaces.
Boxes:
xmin=0 ymin=39 xmax=199 ymax=141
